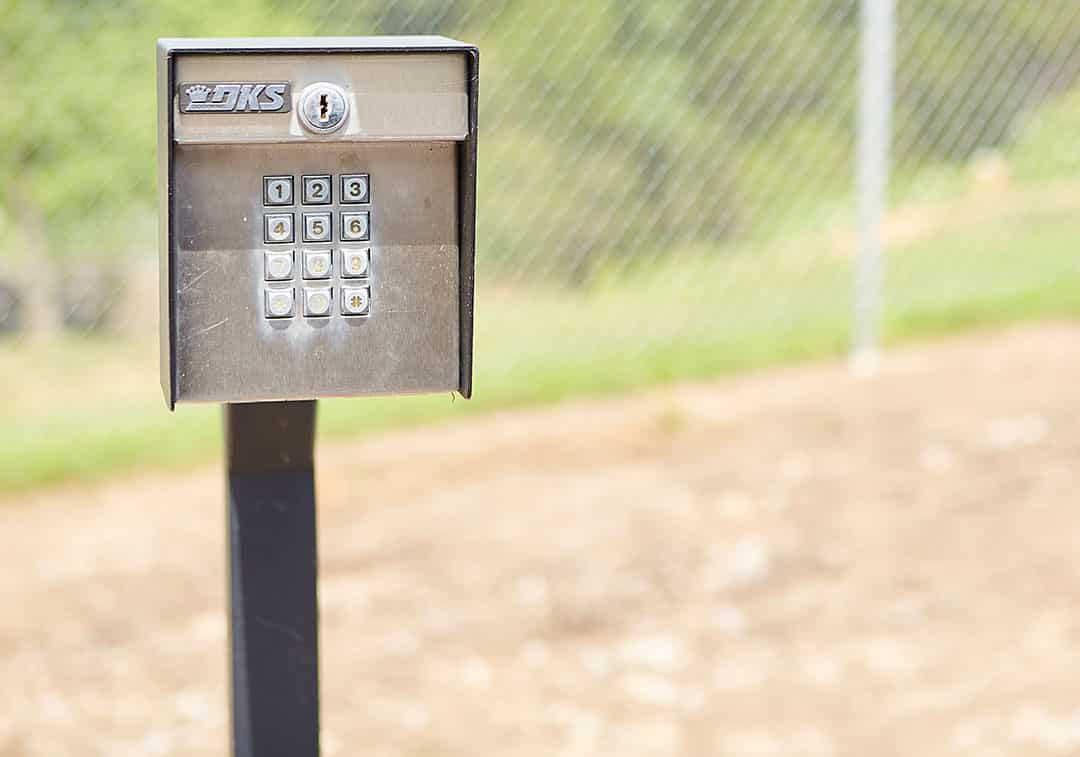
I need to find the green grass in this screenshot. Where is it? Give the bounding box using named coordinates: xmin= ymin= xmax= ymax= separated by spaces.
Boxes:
xmin=2 ymin=195 xmax=1079 ymax=495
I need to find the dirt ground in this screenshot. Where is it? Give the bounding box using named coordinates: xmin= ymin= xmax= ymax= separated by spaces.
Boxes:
xmin=1 ymin=323 xmax=1078 ymax=756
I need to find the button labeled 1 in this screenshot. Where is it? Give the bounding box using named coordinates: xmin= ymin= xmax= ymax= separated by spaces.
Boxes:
xmin=341 ymin=174 xmax=369 ymax=204
xmin=341 ymin=286 xmax=370 ymax=316
xmin=341 ymin=248 xmax=369 ymax=278
xmin=264 ymin=176 xmax=293 ymax=206
xmin=341 ymin=212 xmax=369 ymax=242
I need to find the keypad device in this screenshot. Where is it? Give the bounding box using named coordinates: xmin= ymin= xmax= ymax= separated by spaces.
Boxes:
xmin=261 ymin=173 xmax=374 ymax=319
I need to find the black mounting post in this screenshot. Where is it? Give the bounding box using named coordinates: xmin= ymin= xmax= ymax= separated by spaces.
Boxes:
xmin=225 ymin=401 xmax=320 ymax=757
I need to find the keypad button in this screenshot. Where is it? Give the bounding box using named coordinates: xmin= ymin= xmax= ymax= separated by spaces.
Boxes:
xmin=264 ymin=250 xmax=294 ymax=281
xmin=302 ymin=175 xmax=332 ymax=205
xmin=265 ymin=288 xmax=295 ymax=318
xmin=302 ymin=212 xmax=332 ymax=243
xmin=264 ymin=176 xmax=294 ymax=206
xmin=340 ymin=212 xmax=370 ymax=242
xmin=341 ymin=174 xmax=370 ymax=204
xmin=340 ymin=248 xmax=370 ymax=278
xmin=264 ymin=213 xmax=294 ymax=244
xmin=302 ymin=249 xmax=332 ymax=280
xmin=341 ymin=286 xmax=370 ymax=316
xmin=303 ymin=287 xmax=333 ymax=317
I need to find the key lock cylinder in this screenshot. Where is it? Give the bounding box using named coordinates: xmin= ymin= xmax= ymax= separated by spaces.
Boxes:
xmin=297 ymin=82 xmax=349 ymax=134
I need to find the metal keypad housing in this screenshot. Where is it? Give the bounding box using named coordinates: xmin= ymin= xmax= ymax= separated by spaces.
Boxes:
xmin=158 ymin=37 xmax=479 ymax=407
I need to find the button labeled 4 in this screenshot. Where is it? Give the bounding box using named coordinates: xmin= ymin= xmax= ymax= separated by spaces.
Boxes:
xmin=264 ymin=213 xmax=294 ymax=244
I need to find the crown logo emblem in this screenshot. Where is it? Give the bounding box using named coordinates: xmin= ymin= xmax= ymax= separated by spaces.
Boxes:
xmin=185 ymin=84 xmax=211 ymax=103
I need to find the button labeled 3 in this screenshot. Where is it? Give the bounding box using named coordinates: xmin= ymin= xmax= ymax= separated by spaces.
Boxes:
xmin=341 ymin=286 xmax=370 ymax=316
xmin=341 ymin=174 xmax=370 ymax=204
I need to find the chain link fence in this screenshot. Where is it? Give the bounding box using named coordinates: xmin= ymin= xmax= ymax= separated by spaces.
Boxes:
xmin=1 ymin=0 xmax=1079 ymax=486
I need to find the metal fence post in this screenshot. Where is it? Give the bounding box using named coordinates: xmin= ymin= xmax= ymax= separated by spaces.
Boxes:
xmin=854 ymin=0 xmax=895 ymax=369
xmin=225 ymin=401 xmax=320 ymax=757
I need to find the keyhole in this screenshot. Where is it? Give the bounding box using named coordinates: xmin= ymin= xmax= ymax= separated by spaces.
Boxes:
xmin=318 ymin=93 xmax=330 ymax=123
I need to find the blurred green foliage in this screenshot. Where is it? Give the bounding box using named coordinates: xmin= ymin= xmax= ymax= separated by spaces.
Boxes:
xmin=0 ymin=0 xmax=1078 ymax=274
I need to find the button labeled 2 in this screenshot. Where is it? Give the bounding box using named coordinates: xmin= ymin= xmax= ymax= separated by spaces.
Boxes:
xmin=302 ymin=175 xmax=332 ymax=205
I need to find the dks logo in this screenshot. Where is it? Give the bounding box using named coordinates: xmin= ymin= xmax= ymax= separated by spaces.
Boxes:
xmin=178 ymin=82 xmax=291 ymax=113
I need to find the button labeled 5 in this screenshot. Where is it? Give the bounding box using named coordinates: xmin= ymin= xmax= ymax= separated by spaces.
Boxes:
xmin=303 ymin=213 xmax=332 ymax=243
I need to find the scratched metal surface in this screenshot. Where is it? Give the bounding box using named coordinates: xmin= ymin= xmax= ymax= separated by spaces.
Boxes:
xmin=172 ymin=140 xmax=460 ymax=402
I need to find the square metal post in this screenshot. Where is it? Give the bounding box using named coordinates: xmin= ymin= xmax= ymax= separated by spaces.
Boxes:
xmin=225 ymin=401 xmax=320 ymax=757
